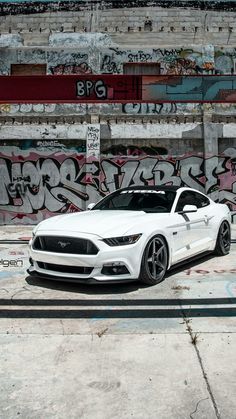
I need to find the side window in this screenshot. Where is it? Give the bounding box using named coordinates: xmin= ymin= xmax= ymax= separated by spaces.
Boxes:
xmin=175 ymin=190 xmax=210 ymax=212
xmin=175 ymin=191 xmax=195 ymax=212
xmin=194 ymin=192 xmax=210 ymax=208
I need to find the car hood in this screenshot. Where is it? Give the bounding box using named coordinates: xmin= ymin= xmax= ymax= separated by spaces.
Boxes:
xmin=35 ymin=210 xmax=170 ymax=238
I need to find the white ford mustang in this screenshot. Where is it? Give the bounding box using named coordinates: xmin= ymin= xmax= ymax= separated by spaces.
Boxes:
xmin=28 ymin=186 xmax=231 ymax=286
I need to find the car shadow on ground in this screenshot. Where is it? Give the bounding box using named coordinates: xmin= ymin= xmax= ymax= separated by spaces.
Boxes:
xmin=25 ymin=252 xmax=216 ymax=295
xmin=0 ymin=254 xmax=235 ymax=319
xmin=25 ymin=275 xmax=143 ymax=294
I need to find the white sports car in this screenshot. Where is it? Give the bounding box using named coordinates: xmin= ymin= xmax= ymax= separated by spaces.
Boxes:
xmin=28 ymin=186 xmax=231 ymax=286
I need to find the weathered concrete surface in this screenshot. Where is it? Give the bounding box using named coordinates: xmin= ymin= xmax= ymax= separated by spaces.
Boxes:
xmin=0 ymin=122 xmax=202 ymax=140
xmin=0 ymin=334 xmax=216 ymax=419
xmin=0 ymin=225 xmax=236 ymax=418
xmin=197 ymin=335 xmax=236 ymax=419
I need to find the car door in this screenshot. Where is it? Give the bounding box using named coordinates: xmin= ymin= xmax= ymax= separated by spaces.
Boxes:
xmin=170 ymin=190 xmax=212 ymax=263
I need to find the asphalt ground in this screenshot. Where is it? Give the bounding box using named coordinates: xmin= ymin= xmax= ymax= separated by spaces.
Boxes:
xmin=0 ymin=225 xmax=236 ymax=419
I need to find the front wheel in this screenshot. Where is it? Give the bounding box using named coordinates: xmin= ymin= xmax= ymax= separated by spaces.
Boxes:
xmin=139 ymin=235 xmax=168 ymax=285
xmin=214 ymin=221 xmax=231 ymax=256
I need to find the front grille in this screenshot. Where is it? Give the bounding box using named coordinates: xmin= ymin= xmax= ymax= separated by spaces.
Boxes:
xmin=37 ymin=262 xmax=93 ymax=275
xmin=33 ymin=236 xmax=98 ymax=255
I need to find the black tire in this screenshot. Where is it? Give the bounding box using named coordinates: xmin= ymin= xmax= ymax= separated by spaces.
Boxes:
xmin=214 ymin=221 xmax=231 ymax=256
xmin=139 ymin=235 xmax=168 ymax=285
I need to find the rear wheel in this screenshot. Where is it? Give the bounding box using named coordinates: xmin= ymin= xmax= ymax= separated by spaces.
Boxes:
xmin=214 ymin=221 xmax=231 ymax=256
xmin=139 ymin=235 xmax=168 ymax=285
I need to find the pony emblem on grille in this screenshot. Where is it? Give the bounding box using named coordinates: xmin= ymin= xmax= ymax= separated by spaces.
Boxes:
xmin=57 ymin=241 xmax=71 ymax=248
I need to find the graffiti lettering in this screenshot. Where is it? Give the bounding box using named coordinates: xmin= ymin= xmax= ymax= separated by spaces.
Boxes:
xmin=77 ymin=80 xmax=107 ymax=99
xmin=8 ymin=175 xmax=31 ymax=197
xmin=185 ymin=268 xmax=236 ymax=276
xmin=50 ymin=62 xmax=92 ymax=75
xmin=127 ymin=52 xmax=152 ymax=62
xmin=87 ymin=125 xmax=100 ymax=158
xmin=101 ymin=55 xmax=120 ymax=74
xmin=155 ymin=48 xmax=184 ymax=57
xmin=37 ymin=140 xmax=62 ymax=147
xmin=0 ymin=157 xmax=90 ymax=215
xmin=0 ymin=150 xmax=236 ymax=224
xmin=166 ymin=58 xmax=202 ymax=75
xmin=122 ymin=103 xmax=177 ymax=114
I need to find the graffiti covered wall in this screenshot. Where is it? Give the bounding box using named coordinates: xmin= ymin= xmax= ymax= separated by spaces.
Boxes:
xmin=1 ymin=140 xmax=236 ymax=224
xmin=101 ymin=46 xmax=214 ymax=75
xmin=1 ymin=44 xmax=235 ymax=78
xmin=0 ymin=45 xmax=215 ymax=76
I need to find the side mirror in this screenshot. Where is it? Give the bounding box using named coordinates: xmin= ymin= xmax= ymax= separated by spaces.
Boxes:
xmin=180 ymin=204 xmax=198 ymax=213
xmin=87 ymin=203 xmax=96 ymax=210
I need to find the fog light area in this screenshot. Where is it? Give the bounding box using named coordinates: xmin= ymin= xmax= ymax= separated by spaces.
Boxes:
xmin=101 ymin=263 xmax=129 ymax=275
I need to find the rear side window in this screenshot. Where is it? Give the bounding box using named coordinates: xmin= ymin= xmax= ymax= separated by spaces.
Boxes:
xmin=175 ymin=191 xmax=210 ymax=212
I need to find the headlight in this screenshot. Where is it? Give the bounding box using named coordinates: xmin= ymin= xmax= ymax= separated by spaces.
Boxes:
xmin=103 ymin=234 xmax=142 ymax=246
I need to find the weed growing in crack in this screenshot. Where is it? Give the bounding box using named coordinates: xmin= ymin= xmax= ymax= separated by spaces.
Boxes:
xmin=96 ymin=328 xmax=108 ymax=338
xmin=191 ymin=333 xmax=199 ymax=346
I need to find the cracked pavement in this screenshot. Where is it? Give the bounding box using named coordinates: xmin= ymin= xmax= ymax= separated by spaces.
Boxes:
xmin=0 ymin=226 xmax=236 ymax=418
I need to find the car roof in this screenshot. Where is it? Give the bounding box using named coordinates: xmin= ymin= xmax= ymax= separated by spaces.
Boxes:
xmin=119 ymin=185 xmax=180 ymax=192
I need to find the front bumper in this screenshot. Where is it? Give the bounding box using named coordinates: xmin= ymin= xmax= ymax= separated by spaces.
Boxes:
xmin=27 ymin=267 xmax=137 ymax=284
xmin=28 ymin=230 xmax=144 ymax=283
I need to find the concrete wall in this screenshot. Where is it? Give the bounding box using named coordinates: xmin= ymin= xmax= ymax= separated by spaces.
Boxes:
xmin=0 ymin=2 xmax=236 ymax=224
xmin=1 ymin=5 xmax=236 ymax=46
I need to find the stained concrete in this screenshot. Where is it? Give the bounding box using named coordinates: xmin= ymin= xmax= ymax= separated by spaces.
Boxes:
xmin=0 ymin=225 xmax=236 ymax=418
xmin=0 ymin=334 xmax=217 ymax=419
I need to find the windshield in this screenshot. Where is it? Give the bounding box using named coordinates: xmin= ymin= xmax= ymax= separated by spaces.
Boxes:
xmin=93 ymin=189 xmax=176 ymax=213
